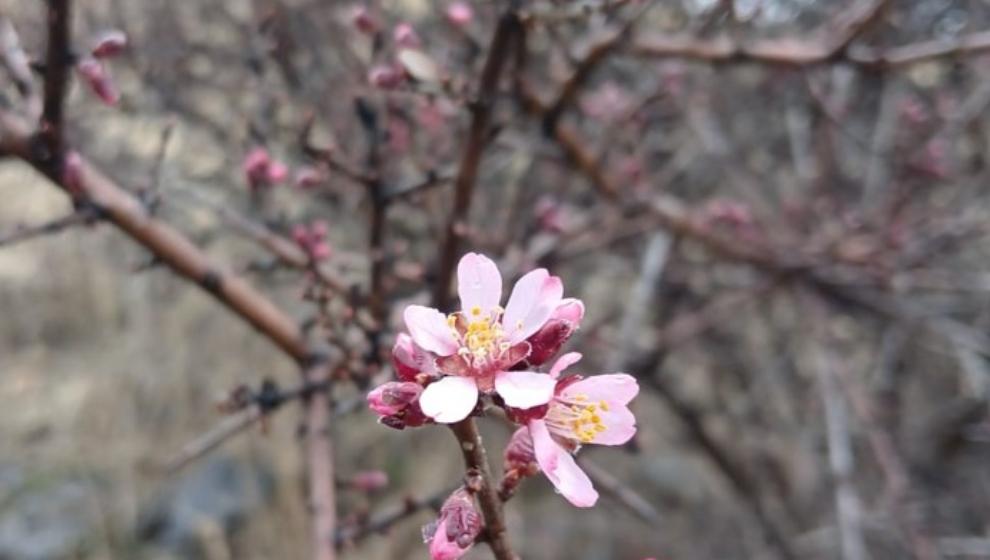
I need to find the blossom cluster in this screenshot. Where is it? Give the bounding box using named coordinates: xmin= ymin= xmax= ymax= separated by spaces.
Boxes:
xmin=367 ymin=253 xmax=639 ymax=558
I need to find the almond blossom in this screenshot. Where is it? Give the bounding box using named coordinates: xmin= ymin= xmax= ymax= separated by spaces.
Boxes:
xmin=526 ymin=352 xmax=639 ymax=507
xmin=403 ymin=253 xmax=579 ymax=423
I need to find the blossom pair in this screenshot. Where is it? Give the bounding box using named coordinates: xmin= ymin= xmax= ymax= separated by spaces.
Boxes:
xmin=368 ymin=253 xmax=639 ymax=515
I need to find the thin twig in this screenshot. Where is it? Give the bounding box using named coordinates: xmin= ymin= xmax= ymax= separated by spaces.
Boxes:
xmin=431 ymin=10 xmax=524 ymax=308
xmin=334 ymin=488 xmax=449 ymax=547
xmin=0 ymin=210 xmax=94 ymax=247
xmin=449 ymin=418 xmax=515 ymax=560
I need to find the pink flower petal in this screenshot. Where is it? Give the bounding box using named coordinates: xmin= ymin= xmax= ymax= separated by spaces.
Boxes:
xmin=529 ymin=420 xmax=598 ymax=507
xmin=494 ymin=371 xmax=556 ymax=409
xmin=428 ymin=517 xmax=469 ymax=560
xmin=589 ymin=403 xmax=637 ymax=445
xmin=456 ymin=253 xmax=502 ymax=317
xmin=563 ymin=373 xmax=639 ymax=406
xmin=502 ymin=269 xmax=563 ymax=344
xmin=404 ymin=305 xmax=458 ymax=356
xmin=419 ymin=376 xmax=479 ymax=423
xmin=552 ymin=298 xmax=585 ymax=324
xmin=549 ymin=352 xmax=582 ymax=379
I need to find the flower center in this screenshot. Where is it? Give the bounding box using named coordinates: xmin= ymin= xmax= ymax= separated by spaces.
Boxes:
xmin=545 ymin=393 xmax=609 ymax=444
xmin=448 ymin=305 xmax=509 ymax=364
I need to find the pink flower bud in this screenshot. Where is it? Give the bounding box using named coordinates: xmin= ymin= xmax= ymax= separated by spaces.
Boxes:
xmin=266 ymin=160 xmax=288 ymax=184
xmin=367 ymin=382 xmax=427 ymax=429
xmin=393 ymin=22 xmax=421 ymax=48
xmin=310 ymin=220 xmax=329 ymax=238
xmin=291 ymin=224 xmax=308 ymax=245
xmin=62 ymin=151 xmax=85 ymax=196
xmin=445 ymin=2 xmax=473 ymax=26
xmin=76 ymin=58 xmax=119 ymax=106
xmin=504 ymin=427 xmax=538 ymax=473
xmin=294 ymin=166 xmax=325 ymax=189
xmin=524 ymin=319 xmax=576 ymax=367
xmin=351 ymin=5 xmax=379 ymax=35
xmin=424 ymin=488 xmax=481 ymax=560
xmin=351 ymin=470 xmax=389 ymax=492
xmin=91 ymin=30 xmax=128 ymax=59
xmin=243 ymin=147 xmax=272 ymax=189
xmin=368 ymin=65 xmax=404 ymax=90
xmin=310 ymin=242 xmax=332 ymax=261
xmin=392 ymin=333 xmax=430 ymax=381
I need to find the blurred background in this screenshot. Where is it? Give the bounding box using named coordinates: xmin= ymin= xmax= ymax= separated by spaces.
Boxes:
xmin=2 ymin=0 xmax=990 ymax=558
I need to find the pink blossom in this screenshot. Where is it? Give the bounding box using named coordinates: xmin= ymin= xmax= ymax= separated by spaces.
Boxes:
xmin=526 ymin=352 xmax=639 ymax=507
xmin=393 ymin=22 xmax=421 ymax=49
xmin=350 ymin=470 xmax=389 ymax=492
xmin=368 ymin=64 xmax=405 ymax=90
xmin=76 ymin=58 xmax=119 ymax=106
xmin=90 ymin=30 xmax=128 ymax=59
xmin=445 ymin=2 xmax=473 ymax=27
xmin=243 ymin=147 xmax=288 ymax=190
xmin=291 ymin=220 xmax=333 ymax=262
xmin=294 ymin=166 xmax=326 ymax=189
xmin=351 ymin=5 xmax=379 ymax=35
xmin=424 ymin=488 xmax=481 ymax=560
xmin=405 ymin=253 xmax=578 ymax=423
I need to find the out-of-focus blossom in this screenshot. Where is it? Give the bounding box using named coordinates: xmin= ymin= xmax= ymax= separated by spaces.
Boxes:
xmin=368 ymin=64 xmax=405 ymax=90
xmin=243 ymin=147 xmax=289 ymax=190
xmin=291 ymin=220 xmax=332 ymax=262
xmin=350 ymin=470 xmax=389 ymax=492
xmin=403 ymin=253 xmax=579 ymax=423
xmin=77 ymin=58 xmax=119 ymax=106
xmin=525 ymin=353 xmax=639 ymax=507
xmin=704 ymin=198 xmax=754 ymax=229
xmin=423 ymin=488 xmax=481 ymax=560
xmin=445 ymin=2 xmax=473 ymax=27
xmin=351 ymin=5 xmax=379 ymax=35
xmin=90 ymin=30 xmax=128 ymax=59
xmin=393 ymin=22 xmax=421 ymax=48
xmin=294 ymin=166 xmax=327 ymax=189
xmin=534 ymin=196 xmax=567 ymax=234
xmin=388 ymin=116 xmax=411 ymax=154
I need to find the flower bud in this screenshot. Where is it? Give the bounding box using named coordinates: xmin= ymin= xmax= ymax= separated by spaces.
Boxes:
xmin=504 ymin=427 xmax=538 ymax=474
xmin=368 ymin=64 xmax=404 ymax=90
xmin=393 ymin=22 xmax=421 ymax=49
xmin=294 ymin=166 xmax=326 ymax=189
xmin=367 ymin=381 xmax=428 ymax=429
xmin=350 ymin=470 xmax=389 ymax=492
xmin=77 ymin=58 xmax=119 ymax=106
xmin=91 ymin=30 xmax=128 ymax=59
xmin=424 ymin=488 xmax=481 ymax=560
xmin=351 ymin=5 xmax=379 ymax=35
xmin=62 ymin=151 xmax=85 ymax=196
xmin=392 ymin=333 xmax=433 ymax=381
xmin=445 ymin=2 xmax=473 ymax=26
xmin=525 ymin=319 xmax=576 ymax=367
